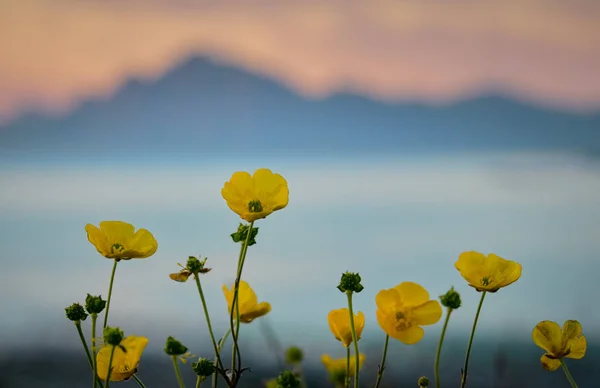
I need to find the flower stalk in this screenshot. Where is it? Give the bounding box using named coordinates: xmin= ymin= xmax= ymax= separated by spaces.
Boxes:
xmin=172 ymin=356 xmax=186 ymax=388
xmin=560 ymin=360 xmax=579 ymax=388
xmin=103 ymin=259 xmax=119 ymax=329
xmin=434 ymin=308 xmax=452 ymax=388
xmin=460 ymin=291 xmax=487 ymax=388
xmin=345 ymin=291 xmax=360 ymax=388
xmin=373 ymin=335 xmax=389 ymax=388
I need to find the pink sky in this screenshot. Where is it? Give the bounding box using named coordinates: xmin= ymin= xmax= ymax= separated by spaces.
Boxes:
xmin=1 ymin=0 xmax=600 ymax=123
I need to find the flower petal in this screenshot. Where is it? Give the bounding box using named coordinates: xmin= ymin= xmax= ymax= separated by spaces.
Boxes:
xmin=241 ymin=302 xmax=271 ymax=323
xmin=411 ymin=300 xmax=442 ymax=326
xmin=566 ymin=334 xmax=587 ymax=360
xmin=328 ymin=309 xmax=351 ymax=346
xmin=489 ymin=254 xmax=522 ymax=289
xmin=390 ymin=325 xmax=424 ymax=345
xmin=128 ymin=228 xmax=158 ymax=258
xmin=540 ymin=354 xmax=561 ymax=371
xmin=237 ymin=280 xmax=259 ymax=313
xmin=532 ymin=320 xmax=562 ymax=356
xmin=395 ymin=282 xmax=431 ymax=307
xmin=455 ymin=251 xmax=487 ymax=286
xmin=85 ymin=224 xmax=111 ymax=257
xmin=561 ymin=320 xmax=582 ymax=344
xmin=99 ymin=221 xmax=135 ymax=239
xmin=355 ymin=311 xmax=365 ymax=341
xmin=375 ymin=289 xmax=400 ymax=314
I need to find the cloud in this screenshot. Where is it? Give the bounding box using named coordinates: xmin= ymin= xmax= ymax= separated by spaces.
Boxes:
xmin=1 ymin=0 xmax=600 ymax=122
xmin=1 ymin=152 xmax=600 ymax=213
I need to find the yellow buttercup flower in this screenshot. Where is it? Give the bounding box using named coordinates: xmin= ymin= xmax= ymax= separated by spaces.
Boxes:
xmin=96 ymin=336 xmax=149 ymax=381
xmin=221 ymin=168 xmax=289 ymax=222
xmin=223 ymin=280 xmax=272 ymax=323
xmin=85 ymin=221 xmax=158 ymax=260
xmin=375 ymin=282 xmax=442 ymax=344
xmin=328 ymin=308 xmax=365 ymax=347
xmin=321 ymin=354 xmax=366 ymax=383
xmin=454 ymin=251 xmax=522 ymax=292
xmin=532 ymin=320 xmax=587 ymax=371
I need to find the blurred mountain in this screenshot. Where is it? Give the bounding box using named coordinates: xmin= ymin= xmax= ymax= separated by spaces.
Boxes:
xmin=1 ymin=56 xmax=600 ymax=163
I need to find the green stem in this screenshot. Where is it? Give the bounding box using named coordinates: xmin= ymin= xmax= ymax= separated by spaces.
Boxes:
xmin=229 ymin=221 xmax=254 ymax=384
xmin=194 ymin=275 xmax=227 ymax=388
xmin=373 ymin=335 xmax=389 ymax=388
xmin=132 ymin=375 xmax=147 ymax=388
xmin=212 ymin=329 xmax=232 ymax=388
xmin=103 ymin=259 xmax=119 ymax=329
xmin=91 ymin=314 xmax=99 ymax=388
xmin=560 ymin=359 xmax=579 ymax=388
xmin=434 ymin=308 xmax=452 ymax=388
xmin=172 ymin=356 xmax=186 ymax=388
xmin=460 ymin=291 xmax=487 ymax=388
xmin=345 ymin=291 xmax=360 ymax=388
xmin=75 ymin=321 xmax=94 ymax=370
xmin=196 ymin=377 xmax=206 ymax=388
xmin=345 ymin=346 xmax=350 ymax=388
xmin=105 ymin=345 xmax=116 ymax=388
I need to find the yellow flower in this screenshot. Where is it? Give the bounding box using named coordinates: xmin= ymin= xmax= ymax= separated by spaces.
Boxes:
xmin=321 ymin=353 xmax=366 ymax=383
xmin=223 ymin=280 xmax=271 ymax=323
xmin=532 ymin=320 xmax=587 ymax=371
xmin=85 ymin=221 xmax=158 ymax=260
xmin=96 ymin=336 xmax=149 ymax=381
xmin=454 ymin=251 xmax=522 ymax=292
xmin=328 ymin=308 xmax=365 ymax=347
xmin=221 ymin=168 xmax=289 ymax=222
xmin=375 ymin=282 xmax=442 ymax=344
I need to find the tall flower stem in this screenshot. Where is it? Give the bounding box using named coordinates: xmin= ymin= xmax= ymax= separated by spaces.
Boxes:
xmin=132 ymin=375 xmax=147 ymax=388
xmin=105 ymin=346 xmax=116 ymax=388
xmin=212 ymin=329 xmax=232 ymax=388
xmin=75 ymin=321 xmax=94 ymax=370
xmin=91 ymin=314 xmax=100 ymax=388
xmin=345 ymin=291 xmax=360 ymax=388
xmin=103 ymin=259 xmax=119 ymax=329
xmin=229 ymin=221 xmax=254 ymax=383
xmin=460 ymin=291 xmax=487 ymax=388
xmin=434 ymin=308 xmax=452 ymax=388
xmin=194 ymin=275 xmax=227 ymax=388
xmin=172 ymin=356 xmax=186 ymax=388
xmin=345 ymin=346 xmax=350 ymax=388
xmin=373 ymin=335 xmax=389 ymax=388
xmin=560 ymin=360 xmax=579 ymax=388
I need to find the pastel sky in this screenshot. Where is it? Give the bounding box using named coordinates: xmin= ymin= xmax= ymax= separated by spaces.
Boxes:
xmin=1 ymin=0 xmax=600 ymax=123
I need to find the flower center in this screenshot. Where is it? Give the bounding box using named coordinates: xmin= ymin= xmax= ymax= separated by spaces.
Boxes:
xmin=248 ymin=200 xmax=263 ymax=213
xmin=111 ymin=243 xmax=125 ymax=254
xmin=394 ymin=310 xmax=413 ymax=331
xmin=481 ymin=276 xmax=492 ymax=287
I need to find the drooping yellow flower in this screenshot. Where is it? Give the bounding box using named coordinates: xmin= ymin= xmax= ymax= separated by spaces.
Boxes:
xmin=532 ymin=320 xmax=587 ymax=371
xmin=375 ymin=282 xmax=442 ymax=345
xmin=96 ymin=336 xmax=149 ymax=381
xmin=321 ymin=353 xmax=366 ymax=383
xmin=328 ymin=308 xmax=365 ymax=347
xmin=85 ymin=221 xmax=158 ymax=260
xmin=454 ymin=251 xmax=522 ymax=292
xmin=221 ymin=168 xmax=289 ymax=222
xmin=223 ymin=280 xmax=271 ymax=323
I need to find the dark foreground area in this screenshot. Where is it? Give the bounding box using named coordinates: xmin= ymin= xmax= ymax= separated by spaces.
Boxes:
xmin=1 ymin=340 xmax=598 ymax=388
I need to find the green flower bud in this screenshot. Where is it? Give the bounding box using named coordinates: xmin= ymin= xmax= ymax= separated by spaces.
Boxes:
xmin=418 ymin=376 xmax=429 ymax=387
xmin=85 ymin=294 xmax=107 ymax=315
xmin=103 ymin=326 xmax=124 ymax=346
xmin=230 ymin=223 xmax=259 ymax=246
xmin=187 ymin=256 xmax=211 ymax=275
xmin=192 ymin=357 xmax=215 ymax=377
xmin=285 ymin=346 xmax=304 ymax=365
xmin=337 ymin=271 xmax=364 ymax=293
xmin=65 ymin=302 xmax=88 ymax=322
xmin=164 ymin=336 xmax=188 ymax=356
xmin=275 ymin=370 xmax=300 ymax=388
xmin=440 ymin=287 xmax=462 ymax=310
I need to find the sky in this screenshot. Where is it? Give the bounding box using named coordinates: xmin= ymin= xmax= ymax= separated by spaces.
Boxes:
xmin=1 ymin=1 xmax=600 ymax=385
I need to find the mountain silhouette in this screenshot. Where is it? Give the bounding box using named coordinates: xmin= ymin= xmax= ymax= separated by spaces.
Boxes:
xmin=1 ymin=56 xmax=600 ymax=163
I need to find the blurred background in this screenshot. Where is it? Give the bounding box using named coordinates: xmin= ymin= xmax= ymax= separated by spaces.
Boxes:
xmin=1 ymin=0 xmax=600 ymax=387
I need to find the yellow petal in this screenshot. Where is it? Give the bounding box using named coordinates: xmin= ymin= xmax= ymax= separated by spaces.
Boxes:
xmin=128 ymin=228 xmax=158 ymax=258
xmin=395 ymin=282 xmax=431 ymax=307
xmin=241 ymin=301 xmax=271 ymax=323
xmin=170 ymin=271 xmax=191 ymax=282
xmin=375 ymin=289 xmax=400 ymax=314
xmin=85 ymin=224 xmax=111 ymax=257
xmin=566 ymin=334 xmax=586 ymax=360
xmin=488 ymin=254 xmax=522 ymax=289
xmin=540 ymin=354 xmax=561 ymax=371
xmin=355 ymin=311 xmax=365 ymax=341
xmin=561 ymin=320 xmax=582 ymax=345
xmin=390 ymin=325 xmax=425 ymax=345
xmin=237 ymin=280 xmax=259 ymax=314
xmin=99 ymin=221 xmax=135 ymax=239
xmin=532 ymin=321 xmax=562 ymax=356
xmin=454 ymin=251 xmax=487 ymax=285
xmin=328 ymin=309 xmax=350 ymax=345
xmin=410 ymin=300 xmax=443 ymax=326
xmin=253 ymin=168 xmax=289 ymax=211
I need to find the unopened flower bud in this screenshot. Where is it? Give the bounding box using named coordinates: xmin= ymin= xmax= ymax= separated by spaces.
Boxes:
xmin=230 ymin=223 xmax=259 ymax=246
xmin=285 ymin=346 xmax=304 ymax=365
xmin=337 ymin=271 xmax=364 ymax=293
xmin=187 ymin=256 xmax=211 ymax=274
xmin=65 ymin=303 xmax=88 ymax=322
xmin=276 ymin=370 xmax=300 ymax=388
xmin=418 ymin=376 xmax=429 ymax=387
xmin=192 ymin=357 xmax=215 ymax=377
xmin=164 ymin=336 xmax=188 ymax=356
xmin=440 ymin=287 xmax=462 ymax=310
xmin=103 ymin=326 xmax=124 ymax=346
xmin=85 ymin=294 xmax=107 ymax=315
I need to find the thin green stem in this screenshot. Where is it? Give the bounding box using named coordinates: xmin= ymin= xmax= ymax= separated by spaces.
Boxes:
xmin=91 ymin=314 xmax=99 ymax=388
xmin=172 ymin=356 xmax=186 ymax=388
xmin=345 ymin=291 xmax=360 ymax=388
xmin=211 ymin=329 xmax=232 ymax=388
xmin=75 ymin=322 xmax=94 ymax=370
xmin=460 ymin=291 xmax=487 ymax=388
xmin=105 ymin=345 xmax=116 ymax=388
xmin=434 ymin=308 xmax=452 ymax=388
xmin=560 ymin=359 xmax=579 ymax=388
xmin=103 ymin=259 xmax=119 ymax=329
xmin=132 ymin=375 xmax=147 ymax=388
xmin=194 ymin=275 xmax=227 ymax=388
xmin=196 ymin=377 xmax=207 ymax=388
xmin=229 ymin=221 xmax=254 ymax=384
xmin=373 ymin=335 xmax=389 ymax=388
xmin=345 ymin=346 xmax=350 ymax=388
